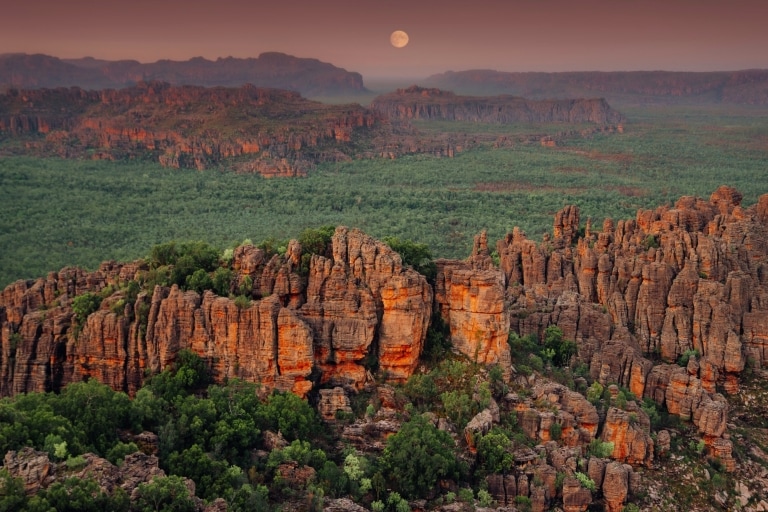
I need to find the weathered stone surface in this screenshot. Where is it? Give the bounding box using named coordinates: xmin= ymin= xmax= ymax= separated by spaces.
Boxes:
xmin=600 ymin=406 xmax=654 ymax=467
xmin=318 ymin=387 xmax=353 ymax=422
xmin=562 ymin=476 xmax=592 ymax=512
xmin=602 ymin=462 xmax=629 ymax=512
xmin=3 ymin=448 xmax=173 ymax=500
xmin=435 ymin=256 xmax=510 ymax=373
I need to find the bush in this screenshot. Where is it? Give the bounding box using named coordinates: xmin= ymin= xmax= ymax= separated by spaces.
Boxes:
xmin=383 ymin=236 xmax=437 ymax=282
xmin=587 ymin=439 xmax=615 ymax=459
xmin=574 ymin=471 xmax=596 ymax=492
xmin=381 ymin=413 xmax=462 ymax=499
xmin=542 ymin=326 xmax=577 ymax=367
xmin=678 ymin=348 xmax=700 ymax=367
xmin=71 ymin=292 xmax=103 ymax=336
xmin=234 ymin=295 xmax=251 ymax=309
xmin=550 ymin=422 xmax=562 ymax=441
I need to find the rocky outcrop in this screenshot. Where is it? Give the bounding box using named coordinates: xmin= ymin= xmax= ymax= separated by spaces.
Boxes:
xmin=3 ymin=448 xmax=180 ymax=500
xmin=495 ymin=188 xmax=768 ymax=470
xmin=424 ymin=69 xmax=768 ymax=105
xmin=0 ymin=82 xmax=380 ymax=175
xmin=0 ymin=228 xmax=432 ymax=398
xmin=434 ymin=232 xmax=511 ymax=374
xmin=0 ymin=52 xmax=366 ymax=96
xmin=371 ymin=86 xmax=625 ymax=125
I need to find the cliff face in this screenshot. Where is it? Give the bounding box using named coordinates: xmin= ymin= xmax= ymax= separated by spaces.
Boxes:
xmin=0 ymin=82 xmax=380 ymax=175
xmin=0 ymin=228 xmax=431 ymax=398
xmin=371 ymin=86 xmax=625 ymax=125
xmin=424 ymin=69 xmax=768 ymax=105
xmin=0 ymin=52 xmax=366 ymax=97
xmin=496 ymin=186 xmax=768 ymax=466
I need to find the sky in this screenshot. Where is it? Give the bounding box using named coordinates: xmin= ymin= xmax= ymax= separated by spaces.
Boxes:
xmin=2 ymin=0 xmax=768 ymax=79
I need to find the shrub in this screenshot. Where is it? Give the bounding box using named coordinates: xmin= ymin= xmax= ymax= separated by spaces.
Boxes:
xmin=550 ymin=422 xmax=562 ymax=441
xmin=678 ymin=348 xmax=700 ymax=367
xmin=381 ymin=413 xmax=462 ymax=499
xmin=587 ymin=439 xmax=615 ymax=459
xmin=71 ymin=292 xmax=103 ymax=337
xmin=234 ymin=295 xmax=251 ymax=309
xmin=383 ymin=236 xmax=437 ymax=282
xmin=477 ymin=489 xmax=493 ymax=507
xmin=574 ymin=471 xmax=596 ymax=492
xmin=586 ymin=381 xmax=604 ymax=404
xmin=458 ymin=488 xmax=474 ymax=503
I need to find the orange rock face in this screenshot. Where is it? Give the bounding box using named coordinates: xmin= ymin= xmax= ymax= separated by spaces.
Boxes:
xmin=0 ymin=228 xmax=432 ymax=398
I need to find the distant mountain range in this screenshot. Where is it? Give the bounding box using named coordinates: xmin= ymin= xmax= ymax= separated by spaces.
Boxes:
xmin=0 ymin=52 xmax=366 ymax=97
xmin=424 ymin=69 xmax=768 ymax=105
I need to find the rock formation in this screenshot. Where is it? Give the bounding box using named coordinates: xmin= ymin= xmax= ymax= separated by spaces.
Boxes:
xmin=0 ymin=82 xmax=379 ymax=175
xmin=0 ymin=227 xmax=431 ymax=398
xmin=371 ymin=86 xmax=625 ymax=125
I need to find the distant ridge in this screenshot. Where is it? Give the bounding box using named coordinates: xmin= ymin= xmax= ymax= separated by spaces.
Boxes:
xmin=423 ymin=69 xmax=768 ymax=105
xmin=0 ymin=52 xmax=367 ymax=96
xmin=371 ymin=85 xmax=624 ymax=125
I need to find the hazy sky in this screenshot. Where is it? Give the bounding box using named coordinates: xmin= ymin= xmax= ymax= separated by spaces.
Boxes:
xmin=2 ymin=0 xmax=767 ymax=79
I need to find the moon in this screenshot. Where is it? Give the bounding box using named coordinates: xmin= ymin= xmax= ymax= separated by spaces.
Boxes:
xmin=390 ymin=30 xmax=409 ymax=48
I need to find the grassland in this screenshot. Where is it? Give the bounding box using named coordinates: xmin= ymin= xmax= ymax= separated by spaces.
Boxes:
xmin=1 ymin=103 xmax=767 ymax=288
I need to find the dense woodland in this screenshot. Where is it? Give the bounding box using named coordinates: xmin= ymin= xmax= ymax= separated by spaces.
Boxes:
xmin=1 ymin=105 xmax=767 ymax=288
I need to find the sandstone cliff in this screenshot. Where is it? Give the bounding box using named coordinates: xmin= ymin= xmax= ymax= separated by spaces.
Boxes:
xmin=0 ymin=228 xmax=431 ymax=398
xmin=371 ymin=86 xmax=625 ymax=125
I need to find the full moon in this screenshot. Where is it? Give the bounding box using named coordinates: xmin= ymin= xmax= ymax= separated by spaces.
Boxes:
xmin=390 ymin=30 xmax=409 ymax=48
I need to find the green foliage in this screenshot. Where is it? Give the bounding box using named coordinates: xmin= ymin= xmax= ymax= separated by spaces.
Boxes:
xmin=477 ymin=488 xmax=493 ymax=507
xmin=134 ymin=475 xmax=197 ymax=512
xmin=34 ymin=476 xmax=129 ymax=512
xmin=622 ymin=504 xmax=641 ymax=512
xmin=71 ymin=292 xmax=103 ymax=336
xmin=371 ymin=500 xmax=385 ymax=512
xmin=423 ymin=311 xmax=452 ymax=363
xmin=185 ymin=268 xmax=213 ymax=294
xmin=0 ymin=468 xmax=27 ymax=512
xmin=383 ymin=236 xmax=437 ymax=282
xmin=678 ymin=348 xmax=700 ymax=367
xmin=167 ymin=444 xmax=243 ymax=501
xmin=586 ymin=381 xmax=604 ymax=405
xmin=642 ymin=234 xmax=659 ymax=250
xmin=542 ymin=326 xmax=577 ymax=367
xmin=587 ymin=439 xmax=615 ymax=459
xmin=233 ymin=294 xmax=251 ymax=309
xmin=227 ymin=484 xmax=270 ymax=512
xmin=211 ymin=267 xmax=234 ymax=296
xmin=381 ymin=413 xmax=462 ymax=499
xmin=458 ymin=488 xmax=474 ymax=503
xmin=476 ymin=429 xmax=514 ymax=474
xmin=297 ymin=226 xmax=335 ymax=276
xmin=514 ymin=495 xmax=532 ymax=512
xmin=550 ymin=422 xmax=563 ymax=441
xmin=574 ymin=471 xmax=596 ymax=492
xmin=257 ymin=390 xmax=321 ymax=442
xmin=106 ymin=442 xmax=139 ymax=466
xmin=267 ymin=440 xmax=327 ymax=471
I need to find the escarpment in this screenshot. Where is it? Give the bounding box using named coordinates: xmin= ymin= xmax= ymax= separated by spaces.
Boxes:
xmin=2 ymin=188 xmax=768 ymax=483
xmin=0 ymin=227 xmax=432 ymax=398
xmin=371 ymin=85 xmax=625 ymax=125
xmin=0 ymin=82 xmax=381 ymax=176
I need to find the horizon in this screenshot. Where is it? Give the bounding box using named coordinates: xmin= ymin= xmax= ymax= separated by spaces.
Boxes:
xmin=2 ymin=0 xmax=767 ymax=80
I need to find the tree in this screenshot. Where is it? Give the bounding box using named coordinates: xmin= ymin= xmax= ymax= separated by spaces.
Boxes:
xmin=380 ymin=412 xmax=462 ymax=499
xmin=383 ymin=236 xmax=437 ymax=281
xmin=543 ymin=326 xmax=577 ymax=367
xmin=0 ymin=469 xmax=26 ymax=512
xmin=476 ymin=429 xmax=514 ymax=475
xmin=134 ymin=475 xmax=197 ymax=512
xmin=257 ymin=391 xmax=321 ymax=442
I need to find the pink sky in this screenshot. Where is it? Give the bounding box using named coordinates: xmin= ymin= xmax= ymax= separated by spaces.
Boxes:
xmin=2 ymin=0 xmax=767 ymax=79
